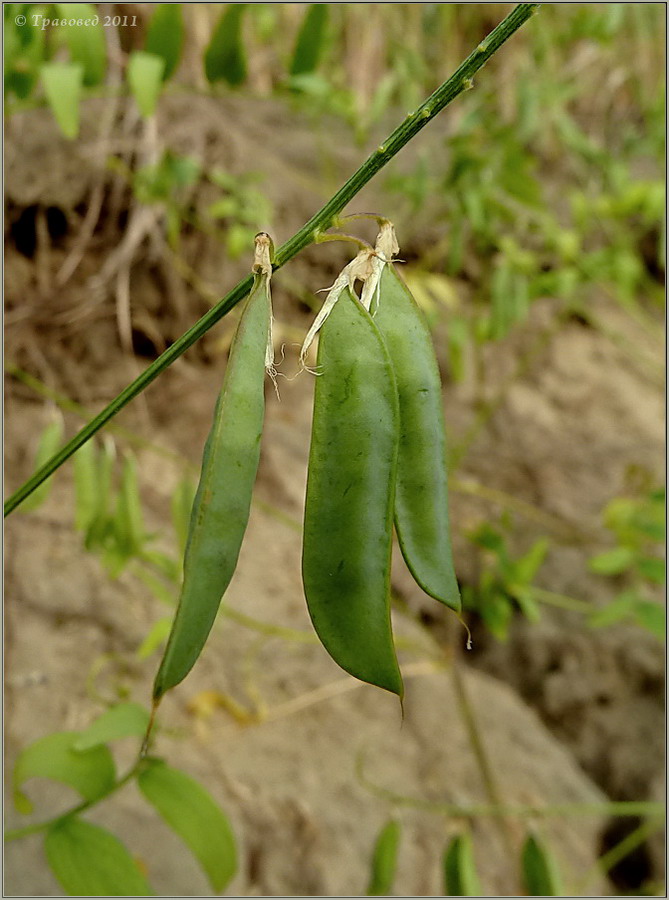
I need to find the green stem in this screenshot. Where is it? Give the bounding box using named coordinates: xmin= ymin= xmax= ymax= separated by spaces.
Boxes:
xmin=530 ymin=585 xmax=593 ymax=613
xmin=573 ymin=818 xmax=663 ymax=894
xmin=220 ymin=603 xmax=318 ymax=644
xmin=450 ymin=658 xmax=517 ymax=857
xmin=4 ymin=763 xmax=141 ymax=842
xmin=5 ymin=3 xmax=539 ymax=517
xmin=356 ymin=756 xmax=665 ymax=819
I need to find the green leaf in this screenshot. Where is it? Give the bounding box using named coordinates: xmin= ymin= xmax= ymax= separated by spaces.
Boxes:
xmin=521 ymin=834 xmax=563 ymax=896
xmin=443 ymin=833 xmax=482 ymax=896
xmin=514 ymin=538 xmax=549 ymax=585
xmin=138 ymin=759 xmax=237 ymax=892
xmin=589 ymin=546 xmax=636 ymax=575
xmin=5 ymin=11 xmax=46 ymax=99
xmin=171 ymin=475 xmax=196 ymax=556
xmin=85 ymin=436 xmax=116 ymax=549
xmin=633 ymin=600 xmax=665 ymax=639
xmin=115 ymin=453 xmax=145 ymax=557
xmin=72 ymin=703 xmax=150 ymax=751
xmin=134 ymin=566 xmax=178 ymax=606
xmin=145 ymin=4 xmax=184 ymax=80
xmin=480 ymin=591 xmax=513 ymax=641
xmin=56 ymin=4 xmax=107 ymax=86
xmin=73 ymin=438 xmax=99 ymax=533
xmin=127 ymin=51 xmax=165 ymax=118
xmin=137 ymin=617 xmax=173 ymax=660
xmin=204 ymin=4 xmax=247 ymax=86
xmin=22 ymin=419 xmax=64 ymax=511
xmin=588 ymin=591 xmax=638 ymax=629
xmin=470 ymin=523 xmax=505 ymax=555
xmin=101 ymin=543 xmax=131 ymax=578
xmin=13 ymin=732 xmax=115 ymax=814
xmin=490 ymin=261 xmax=515 ymax=340
xmin=141 ymin=549 xmax=181 ymax=583
xmin=290 ymin=4 xmax=328 ymax=77
xmin=101 ymin=452 xmax=145 ymax=576
xmin=511 ymin=585 xmax=541 ymax=623
xmin=41 ymin=62 xmax=82 ymax=139
xmin=447 ymin=315 xmax=468 ymax=382
xmin=45 ymin=818 xmax=154 ymax=896
xmin=635 ymin=556 xmax=665 ymax=584
xmin=366 ymin=819 xmax=401 ymax=895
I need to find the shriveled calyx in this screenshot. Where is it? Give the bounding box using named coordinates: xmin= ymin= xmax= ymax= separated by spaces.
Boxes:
xmin=299 ymin=220 xmax=400 ymax=368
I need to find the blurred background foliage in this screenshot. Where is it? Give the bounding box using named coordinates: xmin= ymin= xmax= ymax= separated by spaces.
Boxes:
xmin=5 ymin=2 xmax=664 ymax=352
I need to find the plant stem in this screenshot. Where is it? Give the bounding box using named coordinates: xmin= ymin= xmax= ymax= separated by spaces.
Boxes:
xmin=573 ymin=817 xmax=663 ymax=894
xmin=530 ymin=585 xmax=593 ymax=613
xmin=356 ymin=757 xmax=665 ymax=819
xmin=4 ymin=763 xmax=141 ymax=842
xmin=220 ymin=603 xmax=318 ymax=644
xmin=450 ymin=658 xmax=518 ymax=857
xmin=5 ymin=3 xmax=539 ymax=517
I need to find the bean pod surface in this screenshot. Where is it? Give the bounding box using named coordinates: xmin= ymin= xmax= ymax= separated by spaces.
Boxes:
xmin=374 ymin=264 xmax=461 ymax=612
xmin=302 ymin=287 xmax=403 ymax=697
xmin=153 ymin=273 xmax=270 ymax=700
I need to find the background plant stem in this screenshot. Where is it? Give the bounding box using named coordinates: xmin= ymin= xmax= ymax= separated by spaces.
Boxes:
xmin=4 ymin=763 xmax=140 ymax=842
xmin=5 ymin=3 xmax=539 ymax=517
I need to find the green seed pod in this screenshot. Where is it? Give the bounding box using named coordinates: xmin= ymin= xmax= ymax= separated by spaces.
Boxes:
xmin=302 ymin=287 xmax=403 ymax=697
xmin=367 ymin=819 xmax=402 ymax=895
xmin=521 ymin=833 xmax=564 ymax=897
xmin=443 ymin=833 xmax=482 ymax=896
xmin=373 ymin=263 xmax=461 ymax=612
xmin=153 ymin=267 xmax=271 ymax=701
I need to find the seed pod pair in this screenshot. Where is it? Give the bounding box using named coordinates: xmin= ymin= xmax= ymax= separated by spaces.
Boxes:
xmin=302 ymin=224 xmax=460 ymax=699
xmin=153 ymin=224 xmax=460 ymax=707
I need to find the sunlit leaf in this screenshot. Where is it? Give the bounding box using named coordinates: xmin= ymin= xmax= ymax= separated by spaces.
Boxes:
xmin=85 ymin=436 xmax=116 ymax=549
xmin=13 ymin=732 xmax=115 ymax=814
xmin=56 ymin=4 xmax=106 ymax=86
xmin=5 ymin=12 xmax=46 ymax=99
xmin=447 ymin=316 xmax=469 ymax=382
xmin=72 ymin=703 xmax=150 ymax=751
xmin=521 ymin=833 xmax=563 ymax=896
xmin=140 ymin=549 xmax=181 ymax=583
xmin=588 ymin=590 xmax=637 ymax=629
xmin=635 ymin=556 xmax=665 ymax=584
xmin=146 ymin=3 xmax=184 ymax=80
xmin=633 ymin=600 xmax=665 ymax=638
xmin=366 ymin=819 xmax=401 ymax=895
xmin=127 ymin=51 xmax=165 ymax=118
xmin=45 ymin=818 xmax=154 ymax=896
xmin=204 ymin=4 xmax=247 ymax=86
xmin=134 ymin=566 xmax=178 ymax=607
xmin=115 ymin=453 xmax=145 ymax=557
xmin=481 ymin=591 xmax=513 ymax=641
xmin=589 ymin=546 xmax=636 ymax=576
xmin=511 ymin=585 xmax=541 ymax=623
xmin=138 ymin=759 xmax=237 ymax=892
xmin=41 ymin=62 xmax=82 ymax=139
xmin=73 ymin=438 xmax=99 ymax=533
xmin=290 ymin=5 xmax=328 ymax=77
xmin=22 ymin=419 xmax=64 ymax=511
xmin=514 ymin=538 xmax=549 ymax=585
xmin=443 ymin=833 xmax=482 ymax=896
xmin=136 ymin=617 xmax=173 ymax=660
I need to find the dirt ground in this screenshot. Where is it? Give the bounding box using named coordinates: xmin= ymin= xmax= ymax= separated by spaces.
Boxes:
xmin=5 ymin=96 xmax=665 ymax=896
